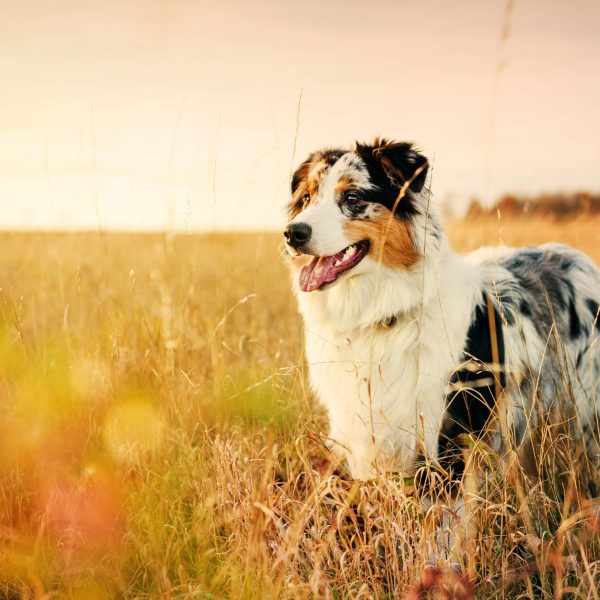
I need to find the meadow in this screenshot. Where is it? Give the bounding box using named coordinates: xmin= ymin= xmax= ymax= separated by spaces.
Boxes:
xmin=0 ymin=215 xmax=599 ymax=599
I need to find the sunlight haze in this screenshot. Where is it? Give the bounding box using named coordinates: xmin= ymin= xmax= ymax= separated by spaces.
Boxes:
xmin=1 ymin=0 xmax=599 ymax=230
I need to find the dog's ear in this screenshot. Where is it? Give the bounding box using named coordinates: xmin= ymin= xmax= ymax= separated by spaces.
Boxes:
xmin=288 ymin=157 xmax=312 ymax=218
xmin=291 ymin=158 xmax=311 ymax=195
xmin=357 ymin=138 xmax=429 ymax=193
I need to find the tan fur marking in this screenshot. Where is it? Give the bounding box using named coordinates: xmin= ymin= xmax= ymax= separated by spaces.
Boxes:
xmin=288 ymin=159 xmax=320 ymax=217
xmin=289 ymin=158 xmax=330 ymax=218
xmin=289 ymin=153 xmax=343 ymax=218
xmin=343 ymin=210 xmax=419 ymax=270
xmin=307 ymin=178 xmax=320 ymax=198
xmin=335 ymin=175 xmax=353 ymax=195
xmin=288 ymin=160 xmax=311 ymax=218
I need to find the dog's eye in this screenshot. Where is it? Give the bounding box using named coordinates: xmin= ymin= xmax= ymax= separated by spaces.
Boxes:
xmin=302 ymin=194 xmax=310 ymax=208
xmin=345 ymin=191 xmax=360 ymax=203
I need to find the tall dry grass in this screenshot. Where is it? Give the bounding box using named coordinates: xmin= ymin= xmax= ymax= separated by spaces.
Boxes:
xmin=0 ymin=217 xmax=599 ymax=598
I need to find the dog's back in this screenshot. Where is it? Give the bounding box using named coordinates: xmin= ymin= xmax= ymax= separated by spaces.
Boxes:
xmin=439 ymin=243 xmax=600 ymax=481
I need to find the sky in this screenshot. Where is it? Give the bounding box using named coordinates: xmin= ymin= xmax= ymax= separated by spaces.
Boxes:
xmin=1 ymin=0 xmax=599 ymax=231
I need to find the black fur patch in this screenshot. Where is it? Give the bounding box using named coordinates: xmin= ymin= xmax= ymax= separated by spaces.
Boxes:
xmin=341 ymin=199 xmax=369 ymax=219
xmin=586 ymin=299 xmax=600 ymax=330
xmin=321 ymin=149 xmax=346 ymax=166
xmin=569 ymin=298 xmax=582 ymax=339
xmin=519 ymin=300 xmax=532 ymax=318
xmin=437 ymin=293 xmax=506 ymax=484
xmin=355 ymin=139 xmax=428 ymax=220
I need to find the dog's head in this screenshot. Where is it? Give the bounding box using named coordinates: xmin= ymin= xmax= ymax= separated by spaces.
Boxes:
xmin=284 ymin=137 xmax=432 ymax=294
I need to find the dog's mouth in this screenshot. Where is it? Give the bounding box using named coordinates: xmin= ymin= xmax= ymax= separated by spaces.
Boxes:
xmin=299 ymin=240 xmax=370 ymax=292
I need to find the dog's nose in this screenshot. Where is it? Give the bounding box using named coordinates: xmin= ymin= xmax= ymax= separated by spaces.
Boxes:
xmin=284 ymin=222 xmax=312 ymax=249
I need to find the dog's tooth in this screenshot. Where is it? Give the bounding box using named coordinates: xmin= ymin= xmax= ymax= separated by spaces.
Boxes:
xmin=346 ymin=246 xmax=356 ymax=259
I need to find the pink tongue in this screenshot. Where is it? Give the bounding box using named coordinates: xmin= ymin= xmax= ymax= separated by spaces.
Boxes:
xmin=299 ymin=254 xmax=340 ymax=292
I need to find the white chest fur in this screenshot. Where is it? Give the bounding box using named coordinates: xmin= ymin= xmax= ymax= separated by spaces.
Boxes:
xmin=304 ymin=317 xmax=423 ymax=478
xmin=296 ymin=255 xmax=481 ymax=480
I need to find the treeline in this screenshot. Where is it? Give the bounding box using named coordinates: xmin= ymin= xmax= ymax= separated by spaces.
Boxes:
xmin=465 ymin=192 xmax=600 ymax=218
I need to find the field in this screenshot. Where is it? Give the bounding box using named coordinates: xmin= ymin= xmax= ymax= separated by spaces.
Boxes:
xmin=1 ymin=216 xmax=599 ymax=599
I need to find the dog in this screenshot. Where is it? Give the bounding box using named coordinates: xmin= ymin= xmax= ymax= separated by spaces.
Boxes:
xmin=284 ymin=137 xmax=600 ymax=487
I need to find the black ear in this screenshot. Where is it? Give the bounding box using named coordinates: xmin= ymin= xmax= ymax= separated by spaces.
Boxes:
xmin=375 ymin=140 xmax=429 ymax=193
xmin=357 ymin=138 xmax=429 ymax=193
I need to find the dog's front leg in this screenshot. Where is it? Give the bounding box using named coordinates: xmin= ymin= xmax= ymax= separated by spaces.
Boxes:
xmin=420 ymin=445 xmax=480 ymax=570
xmin=416 ymin=385 xmax=479 ymax=566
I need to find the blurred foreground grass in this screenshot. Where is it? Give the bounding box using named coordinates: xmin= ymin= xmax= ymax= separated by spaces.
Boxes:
xmin=0 ymin=217 xmax=599 ymax=598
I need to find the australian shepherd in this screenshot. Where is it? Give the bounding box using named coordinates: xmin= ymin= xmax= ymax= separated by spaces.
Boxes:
xmin=284 ymin=137 xmax=600 ymax=487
